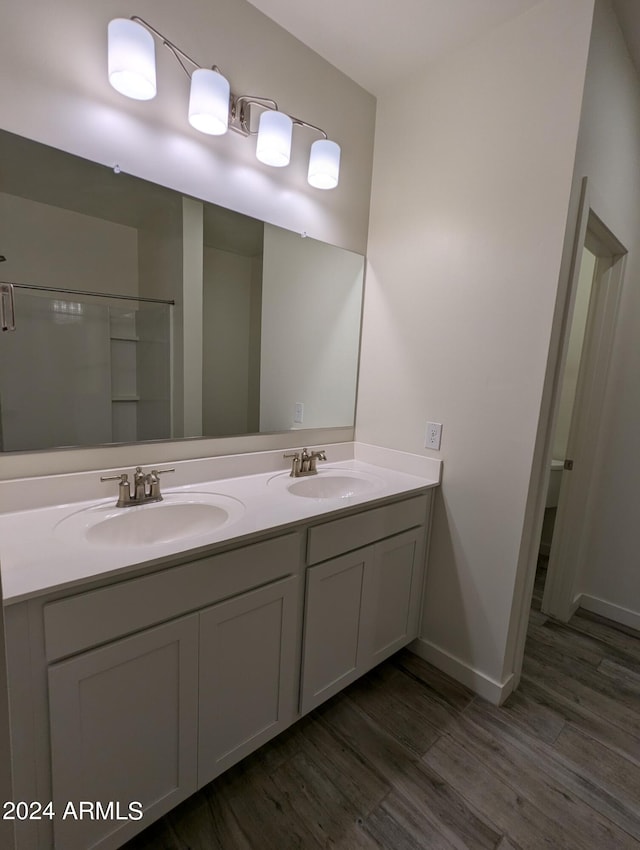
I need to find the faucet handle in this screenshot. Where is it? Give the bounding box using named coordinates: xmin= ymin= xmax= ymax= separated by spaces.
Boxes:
xmin=100 ymin=472 xmax=132 ymax=507
xmin=100 ymin=472 xmax=129 ymax=483
xmin=283 ymin=451 xmax=301 ymax=477
xmin=147 ymin=468 xmax=175 ymax=500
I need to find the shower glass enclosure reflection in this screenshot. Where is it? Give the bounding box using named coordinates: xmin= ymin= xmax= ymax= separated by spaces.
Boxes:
xmin=0 ymin=288 xmax=172 ymax=451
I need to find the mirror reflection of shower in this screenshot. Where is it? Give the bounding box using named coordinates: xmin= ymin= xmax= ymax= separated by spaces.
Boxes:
xmin=0 ymin=287 xmax=172 ymax=451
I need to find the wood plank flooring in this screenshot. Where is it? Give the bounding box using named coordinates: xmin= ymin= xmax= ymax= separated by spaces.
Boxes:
xmin=123 ymin=562 xmax=640 ymax=849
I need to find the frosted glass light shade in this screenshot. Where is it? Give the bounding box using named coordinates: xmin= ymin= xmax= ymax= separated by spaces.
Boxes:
xmin=188 ymin=68 xmax=230 ymax=135
xmin=108 ymin=18 xmax=156 ymax=100
xmin=308 ymin=139 xmax=341 ymax=189
xmin=256 ymin=110 xmax=293 ymax=167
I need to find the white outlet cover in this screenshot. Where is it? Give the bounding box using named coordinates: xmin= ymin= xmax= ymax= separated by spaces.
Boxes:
xmin=425 ymin=422 xmax=442 ymax=450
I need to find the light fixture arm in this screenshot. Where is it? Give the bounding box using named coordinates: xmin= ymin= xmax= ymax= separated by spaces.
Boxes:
xmin=130 ymin=16 xmax=203 ymax=79
xmin=126 ymin=18 xmax=331 ymax=141
xmin=290 ymin=117 xmax=328 ymax=140
xmin=131 ymin=16 xmax=227 ymax=82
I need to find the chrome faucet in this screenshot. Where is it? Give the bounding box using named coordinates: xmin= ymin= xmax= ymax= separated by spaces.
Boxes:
xmin=100 ymin=466 xmax=175 ymax=507
xmin=283 ymin=448 xmax=327 ymax=477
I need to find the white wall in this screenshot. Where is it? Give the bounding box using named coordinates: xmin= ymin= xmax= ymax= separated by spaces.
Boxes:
xmin=568 ymin=0 xmax=640 ymax=628
xmin=0 ymin=0 xmax=374 ymax=478
xmin=260 ymin=224 xmax=363 ymax=432
xmin=357 ymin=0 xmax=594 ymax=698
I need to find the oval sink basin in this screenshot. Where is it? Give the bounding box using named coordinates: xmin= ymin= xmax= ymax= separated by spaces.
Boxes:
xmin=55 ymin=492 xmax=245 ymax=547
xmin=270 ymin=468 xmax=383 ymax=500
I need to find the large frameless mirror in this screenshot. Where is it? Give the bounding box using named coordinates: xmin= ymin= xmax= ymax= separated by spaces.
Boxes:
xmin=0 ymin=129 xmax=364 ymax=452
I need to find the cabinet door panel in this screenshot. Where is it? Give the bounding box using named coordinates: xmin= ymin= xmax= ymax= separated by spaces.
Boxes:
xmin=367 ymin=528 xmax=425 ymax=669
xmin=48 ymin=615 xmax=198 ymax=850
xmin=300 ymin=548 xmax=372 ymax=715
xmin=198 ymin=576 xmax=298 ymax=787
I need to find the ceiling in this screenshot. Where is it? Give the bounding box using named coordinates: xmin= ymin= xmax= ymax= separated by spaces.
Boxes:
xmin=248 ymin=0 xmax=640 ymax=95
xmin=247 ymin=0 xmax=544 ymax=94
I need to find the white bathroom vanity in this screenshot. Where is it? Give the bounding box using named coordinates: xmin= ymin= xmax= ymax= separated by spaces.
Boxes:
xmin=0 ymin=443 xmax=440 ymax=850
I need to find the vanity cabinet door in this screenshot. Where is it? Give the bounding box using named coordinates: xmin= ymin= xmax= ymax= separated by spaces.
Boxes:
xmin=198 ymin=575 xmax=299 ymax=787
xmin=366 ymin=527 xmax=426 ymax=670
xmin=300 ymin=547 xmax=374 ymax=715
xmin=301 ymin=527 xmax=427 ymax=715
xmin=48 ymin=615 xmax=199 ymax=850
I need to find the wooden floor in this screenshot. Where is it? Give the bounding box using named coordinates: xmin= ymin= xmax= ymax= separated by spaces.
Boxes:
xmin=123 ymin=562 xmax=640 ymax=849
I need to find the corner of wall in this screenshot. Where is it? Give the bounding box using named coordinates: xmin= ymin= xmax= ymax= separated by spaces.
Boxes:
xmin=409 ymin=638 xmax=515 ymax=705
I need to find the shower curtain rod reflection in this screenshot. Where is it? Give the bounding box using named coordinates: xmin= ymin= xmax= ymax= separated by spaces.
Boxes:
xmin=0 ymin=281 xmax=175 ymax=306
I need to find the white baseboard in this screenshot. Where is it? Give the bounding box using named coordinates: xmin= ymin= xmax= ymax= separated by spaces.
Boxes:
xmin=577 ymin=594 xmax=640 ymax=631
xmin=408 ymin=638 xmax=515 ymax=706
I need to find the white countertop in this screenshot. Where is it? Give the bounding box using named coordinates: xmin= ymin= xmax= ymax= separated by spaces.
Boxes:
xmin=0 ymin=444 xmax=441 ymax=604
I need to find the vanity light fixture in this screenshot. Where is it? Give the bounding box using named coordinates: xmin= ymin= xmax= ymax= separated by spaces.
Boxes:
xmin=107 ymin=16 xmax=341 ymax=189
xmin=188 ymin=67 xmax=231 ymax=136
xmin=256 ymin=110 xmax=293 ymax=168
xmin=107 ymin=18 xmax=156 ymax=101
xmin=308 ymin=139 xmax=341 ymax=190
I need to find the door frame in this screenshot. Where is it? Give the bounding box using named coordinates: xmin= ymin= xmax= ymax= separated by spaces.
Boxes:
xmin=506 ymin=177 xmax=627 ymax=692
xmin=542 ymin=214 xmax=626 ymax=620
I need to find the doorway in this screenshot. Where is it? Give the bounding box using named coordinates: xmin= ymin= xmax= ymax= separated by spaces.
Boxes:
xmin=538 ymin=245 xmax=595 ymax=554
xmin=540 ymin=210 xmax=626 ymax=621
xmin=509 ymin=182 xmax=628 ymax=694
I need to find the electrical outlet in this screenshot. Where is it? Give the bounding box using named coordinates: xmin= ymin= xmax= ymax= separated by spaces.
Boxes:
xmin=294 ymin=402 xmax=304 ymax=424
xmin=425 ymin=422 xmax=442 ymax=450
